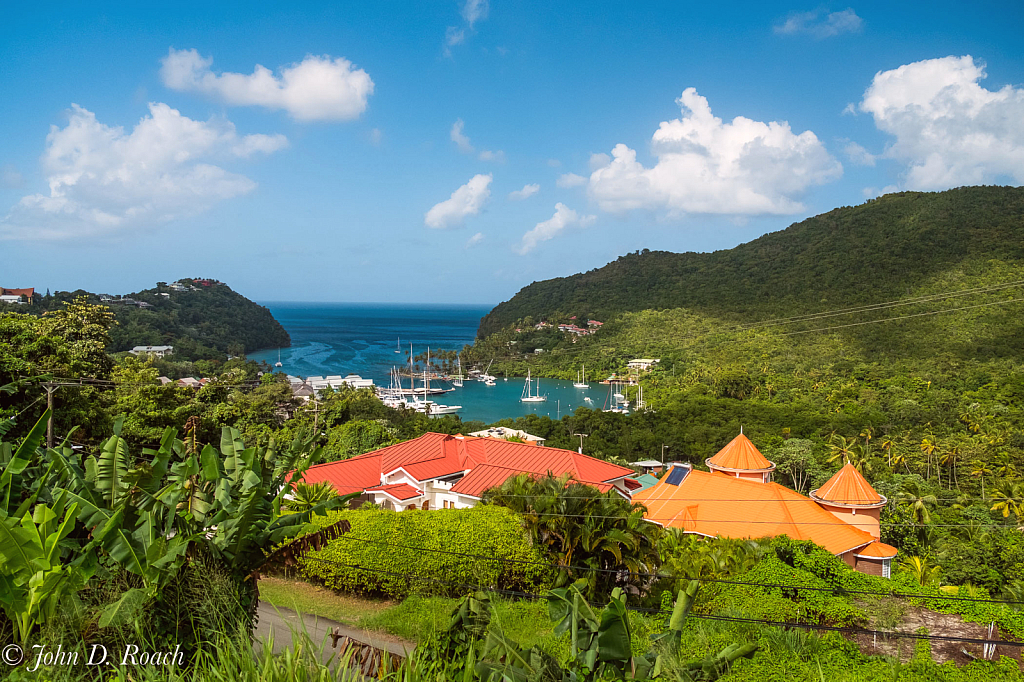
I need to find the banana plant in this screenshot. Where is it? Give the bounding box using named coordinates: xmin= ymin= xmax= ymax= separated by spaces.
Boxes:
xmin=0 ymin=497 xmax=95 ymax=648
xmin=471 ymin=580 xmax=757 ymax=681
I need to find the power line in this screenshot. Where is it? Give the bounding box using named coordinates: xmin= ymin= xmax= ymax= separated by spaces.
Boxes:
xmin=779 ymin=296 xmax=1024 ymax=336
xmin=320 ymin=533 xmax=1024 ymax=605
xmin=295 ymin=555 xmax=1024 ymax=648
xmin=492 ymin=282 xmax=1024 ymax=363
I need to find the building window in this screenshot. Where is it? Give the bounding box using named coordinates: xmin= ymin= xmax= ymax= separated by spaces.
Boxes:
xmin=882 ymin=558 xmax=891 ymax=579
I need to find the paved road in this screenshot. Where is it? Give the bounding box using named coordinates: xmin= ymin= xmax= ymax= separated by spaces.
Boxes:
xmin=254 ymin=601 xmax=416 ymax=667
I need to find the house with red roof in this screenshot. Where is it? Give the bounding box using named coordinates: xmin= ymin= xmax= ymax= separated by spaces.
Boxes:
xmin=295 ymin=432 xmax=637 ymax=512
xmin=635 ymin=433 xmax=897 ymax=577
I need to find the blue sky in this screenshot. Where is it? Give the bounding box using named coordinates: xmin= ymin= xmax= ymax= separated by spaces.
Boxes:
xmin=2 ymin=1 xmax=1023 ymax=305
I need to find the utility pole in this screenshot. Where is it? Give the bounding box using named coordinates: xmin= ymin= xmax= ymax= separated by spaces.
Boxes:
xmin=572 ymin=432 xmax=588 ymax=454
xmin=42 ymin=381 xmax=59 ymax=449
xmin=661 ymin=444 xmax=669 ymax=464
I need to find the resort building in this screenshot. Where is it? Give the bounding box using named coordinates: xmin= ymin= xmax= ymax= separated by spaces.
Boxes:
xmin=295 ymin=432 xmax=636 ymax=511
xmin=630 ymin=459 xmax=664 ymax=475
xmin=634 ymin=433 xmax=897 ymax=577
xmin=468 ymin=427 xmax=546 ymax=446
xmin=306 ymin=374 xmax=375 ymax=394
xmin=130 ymin=345 xmax=174 ymax=358
xmin=627 ymin=358 xmax=660 ymax=371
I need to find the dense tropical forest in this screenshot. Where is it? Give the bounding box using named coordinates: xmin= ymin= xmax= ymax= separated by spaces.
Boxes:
xmin=12 ymin=278 xmax=290 ymax=363
xmin=478 ymin=186 xmax=1024 ymax=336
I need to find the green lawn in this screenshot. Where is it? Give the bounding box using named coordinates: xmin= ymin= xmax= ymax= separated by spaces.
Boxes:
xmin=259 ymin=575 xmax=395 ymax=627
xmin=259 ymin=577 xmax=564 ymax=653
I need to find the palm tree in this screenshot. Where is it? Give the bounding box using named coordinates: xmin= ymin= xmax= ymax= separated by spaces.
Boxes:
xmin=897 ymin=480 xmax=937 ymax=525
xmin=900 ymin=555 xmax=941 ymax=587
xmin=879 ymin=436 xmax=896 ymax=470
xmin=287 ymin=481 xmax=338 ymax=513
xmin=939 ymin=442 xmax=962 ymax=490
xmin=826 ymin=434 xmax=857 ymax=466
xmin=970 ymin=460 xmax=994 ymax=502
xmin=990 ymin=480 xmax=1024 ymax=523
xmin=920 ymin=436 xmax=938 ymax=484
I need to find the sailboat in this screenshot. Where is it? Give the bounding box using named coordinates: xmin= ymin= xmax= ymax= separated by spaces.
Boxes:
xmin=520 ymin=369 xmax=547 ymax=403
xmin=453 ymin=355 xmax=464 ymax=387
xmin=274 ymin=349 xmax=282 ymax=368
xmin=573 ymin=364 xmax=589 ymax=389
xmin=395 ymin=337 xmax=401 ymax=353
xmin=410 ymin=348 xmax=462 ymax=415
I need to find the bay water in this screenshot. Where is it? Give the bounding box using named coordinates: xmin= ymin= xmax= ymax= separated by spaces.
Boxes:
xmin=247 ymin=302 xmax=611 ymax=423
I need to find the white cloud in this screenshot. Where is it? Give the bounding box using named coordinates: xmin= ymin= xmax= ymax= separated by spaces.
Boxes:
xmin=843 ymin=141 xmax=876 ymax=166
xmin=424 ymin=173 xmax=492 ymax=229
xmin=450 ymin=119 xmax=503 ymax=160
xmin=516 ymin=203 xmax=596 ymax=254
xmin=445 ymin=27 xmax=466 ymax=48
xmin=509 ymin=183 xmax=540 ymax=200
xmin=774 ymin=8 xmax=863 ymax=38
xmin=160 ymin=48 xmax=374 ymax=122
xmin=466 ymin=231 xmax=484 ymax=247
xmin=1 ymin=103 xmax=286 ymax=240
xmin=588 ymin=88 xmax=841 ymax=216
xmin=451 ymin=119 xmax=475 ymax=153
xmin=556 ymin=172 xmax=587 ymax=188
xmin=461 ymin=0 xmax=489 ymax=27
xmin=859 ymin=55 xmax=1024 ymax=190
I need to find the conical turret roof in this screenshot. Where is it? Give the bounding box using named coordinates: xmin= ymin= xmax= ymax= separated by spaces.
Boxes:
xmin=706 ymin=433 xmax=774 ymax=472
xmin=812 ymin=463 xmax=884 ymax=506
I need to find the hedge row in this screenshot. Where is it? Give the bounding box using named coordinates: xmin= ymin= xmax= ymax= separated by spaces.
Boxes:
xmin=300 ymin=506 xmax=549 ymax=598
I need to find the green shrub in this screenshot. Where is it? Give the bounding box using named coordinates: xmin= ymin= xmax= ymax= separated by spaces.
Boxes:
xmin=300 ymin=506 xmax=549 ymax=599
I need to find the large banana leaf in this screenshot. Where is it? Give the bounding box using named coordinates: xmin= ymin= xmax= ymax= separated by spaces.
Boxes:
xmin=1 ymin=410 xmax=49 ymax=514
xmin=93 ymin=428 xmax=130 ymax=507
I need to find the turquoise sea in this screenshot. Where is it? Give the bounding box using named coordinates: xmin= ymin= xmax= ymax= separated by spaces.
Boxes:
xmin=247 ymin=302 xmax=612 ymax=423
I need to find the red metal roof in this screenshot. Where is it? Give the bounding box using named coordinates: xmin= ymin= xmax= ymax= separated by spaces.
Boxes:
xmin=293 ymin=433 xmax=634 ymax=498
xmin=366 ymin=483 xmax=423 ymax=501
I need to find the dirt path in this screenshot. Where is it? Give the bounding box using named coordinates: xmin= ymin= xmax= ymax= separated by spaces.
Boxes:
xmin=254 ymin=601 xmax=416 ymax=665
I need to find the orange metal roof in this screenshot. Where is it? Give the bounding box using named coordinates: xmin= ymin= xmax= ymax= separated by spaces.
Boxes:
xmin=812 ymin=463 xmax=884 ymax=506
xmin=633 ymin=469 xmax=875 ymax=556
xmin=854 ymin=541 xmax=898 ymax=559
xmin=706 ymin=434 xmax=774 ymax=472
xmin=294 ymin=433 xmax=633 ymax=498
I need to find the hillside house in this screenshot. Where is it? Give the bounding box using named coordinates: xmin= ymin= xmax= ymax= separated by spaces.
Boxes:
xmin=634 ymin=433 xmax=896 ymax=576
xmin=130 ymin=345 xmax=174 ymax=358
xmin=627 ymin=359 xmax=660 ymax=372
xmin=295 ymin=432 xmax=637 ymax=511
xmin=1 ymin=287 xmax=34 ymax=304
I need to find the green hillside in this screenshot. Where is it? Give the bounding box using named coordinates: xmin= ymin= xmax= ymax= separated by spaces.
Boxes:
xmin=26 ymin=279 xmax=290 ymax=361
xmin=478 ymin=186 xmax=1024 ymax=337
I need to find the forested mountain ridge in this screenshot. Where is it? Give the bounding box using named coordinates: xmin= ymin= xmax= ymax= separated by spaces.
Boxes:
xmin=478 ymin=186 xmax=1024 ymax=337
xmin=24 ymin=279 xmax=290 ymax=360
